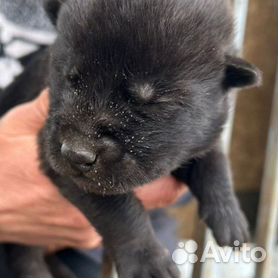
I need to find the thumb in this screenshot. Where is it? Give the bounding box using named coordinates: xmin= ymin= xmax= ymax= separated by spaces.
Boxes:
xmin=0 ymin=89 xmax=49 ymax=135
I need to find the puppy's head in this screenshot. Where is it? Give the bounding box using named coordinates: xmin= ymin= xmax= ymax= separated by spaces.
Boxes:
xmin=41 ymin=0 xmax=261 ymax=194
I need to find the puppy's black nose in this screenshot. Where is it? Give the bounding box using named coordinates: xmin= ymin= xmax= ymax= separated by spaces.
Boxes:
xmin=61 ymin=143 xmax=97 ymax=172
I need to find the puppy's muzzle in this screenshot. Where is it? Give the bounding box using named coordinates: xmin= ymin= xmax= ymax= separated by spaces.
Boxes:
xmin=61 ymin=136 xmax=123 ymax=173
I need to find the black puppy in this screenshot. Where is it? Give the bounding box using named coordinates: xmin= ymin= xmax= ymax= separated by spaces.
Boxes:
xmin=1 ymin=0 xmax=261 ymax=277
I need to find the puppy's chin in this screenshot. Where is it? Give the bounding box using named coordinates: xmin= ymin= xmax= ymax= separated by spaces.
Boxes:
xmin=61 ymin=167 xmax=152 ymax=195
xmin=70 ymin=175 xmax=131 ymax=195
xmin=45 ymin=149 xmax=156 ymax=195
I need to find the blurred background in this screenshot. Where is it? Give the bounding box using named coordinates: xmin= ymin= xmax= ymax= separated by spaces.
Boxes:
xmin=0 ymin=0 xmax=277 ymax=278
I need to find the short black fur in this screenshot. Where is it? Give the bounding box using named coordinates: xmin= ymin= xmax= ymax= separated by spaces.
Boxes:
xmin=0 ymin=0 xmax=261 ymax=277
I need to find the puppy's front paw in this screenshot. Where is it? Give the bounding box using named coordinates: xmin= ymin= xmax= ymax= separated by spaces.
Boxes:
xmin=200 ymin=200 xmax=249 ymax=247
xmin=115 ymin=242 xmax=180 ymax=278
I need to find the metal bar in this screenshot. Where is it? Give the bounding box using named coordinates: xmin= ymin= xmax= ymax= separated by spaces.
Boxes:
xmin=233 ymin=0 xmax=250 ymax=52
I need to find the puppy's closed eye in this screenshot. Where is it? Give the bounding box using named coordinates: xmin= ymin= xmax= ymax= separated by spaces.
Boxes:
xmin=66 ymin=66 xmax=81 ymax=88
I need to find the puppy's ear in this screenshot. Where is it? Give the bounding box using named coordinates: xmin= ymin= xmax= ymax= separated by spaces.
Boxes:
xmin=44 ymin=0 xmax=66 ymax=25
xmin=223 ymin=55 xmax=262 ymax=89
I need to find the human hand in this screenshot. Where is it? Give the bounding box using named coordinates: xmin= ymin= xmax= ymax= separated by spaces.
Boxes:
xmin=136 ymin=177 xmax=187 ymax=210
xmin=0 ymin=89 xmax=187 ymax=250
xmin=0 ymin=90 xmax=102 ymax=250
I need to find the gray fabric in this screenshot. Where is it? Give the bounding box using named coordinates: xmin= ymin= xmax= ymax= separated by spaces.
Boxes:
xmin=0 ymin=0 xmax=54 ymax=31
xmin=0 ymin=0 xmax=56 ymax=88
